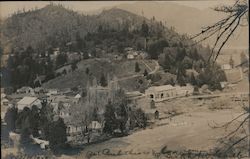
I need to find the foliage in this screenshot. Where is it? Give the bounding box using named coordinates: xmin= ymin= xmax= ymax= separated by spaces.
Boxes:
xmin=148 ymin=39 xmax=169 ymax=59
xmin=134 ymin=108 xmax=147 ymax=129
xmin=85 ymin=67 xmax=90 ymax=75
xmin=196 ymin=63 xmax=226 ymax=91
xmin=46 ymin=118 xmax=67 ymax=151
xmin=141 ymin=20 xmax=149 ymax=37
xmin=4 ymin=107 xmax=18 ymax=131
xmin=100 ymin=73 xmax=108 ymax=87
xmin=103 ymin=102 xmax=118 ymax=135
xmin=103 ymin=90 xmax=130 ymax=135
xmin=164 ymin=77 xmax=175 ymax=86
xmin=56 ymin=53 xmax=68 ymax=67
xmin=62 ymin=69 xmax=67 ymax=75
xmin=162 ymin=54 xmax=171 ymax=71
xmin=190 ymin=72 xmax=197 ymax=86
xmin=143 ymin=69 xmax=148 ymax=76
xmin=135 ymin=62 xmax=141 ymax=73
xmin=15 ymin=107 xmax=32 ymax=144
xmin=29 ymin=105 xmax=40 ymax=137
xmin=71 ymin=61 xmax=78 ymax=71
xmin=147 ymin=73 xmax=162 ymax=83
xmin=1 ymin=4 xmax=208 ymax=91
xmin=3 ymin=46 xmax=53 ymax=89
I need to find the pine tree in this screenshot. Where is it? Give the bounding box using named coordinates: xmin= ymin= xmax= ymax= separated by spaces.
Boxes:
xmin=170 ymin=77 xmax=175 ymax=86
xmin=4 ymin=107 xmax=18 ymax=131
xmin=141 ymin=20 xmax=149 ymax=37
xmin=229 ymin=55 xmax=234 ymax=68
xmin=92 ymin=107 xmax=98 ymax=121
xmin=190 ymin=72 xmax=197 ymax=86
xmin=100 ymin=73 xmax=108 ymax=87
xmin=103 ymin=103 xmax=117 ymax=134
xmin=177 ymin=74 xmax=186 ymax=86
xmin=119 ymin=104 xmax=128 ymax=134
xmin=85 ymin=67 xmax=89 ymax=75
xmin=71 ymin=61 xmax=77 ymax=71
xmin=48 ymin=118 xmax=67 ymax=151
xmin=143 ymin=69 xmax=148 ymax=76
xmin=163 ymin=54 xmax=171 ymax=71
xmin=135 ymin=62 xmax=141 ymax=73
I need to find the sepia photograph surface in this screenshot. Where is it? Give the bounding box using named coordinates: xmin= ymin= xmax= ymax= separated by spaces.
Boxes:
xmin=0 ymin=1 xmax=249 ymax=159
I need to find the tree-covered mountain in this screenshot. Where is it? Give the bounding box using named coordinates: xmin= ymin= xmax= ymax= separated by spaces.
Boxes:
xmin=0 ymin=4 xmax=192 ymax=55
xmin=1 ymin=4 xmax=218 ymax=90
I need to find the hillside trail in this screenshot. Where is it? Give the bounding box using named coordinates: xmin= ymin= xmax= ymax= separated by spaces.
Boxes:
xmin=110 ymin=60 xmax=160 ymax=83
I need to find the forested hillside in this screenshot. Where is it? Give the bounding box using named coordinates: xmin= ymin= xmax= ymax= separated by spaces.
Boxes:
xmin=0 ymin=4 xmax=220 ymax=91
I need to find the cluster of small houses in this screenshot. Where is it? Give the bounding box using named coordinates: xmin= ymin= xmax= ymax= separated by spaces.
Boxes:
xmin=60 ymin=47 xmax=148 ymax=61
xmin=1 ymin=81 xmax=197 ymax=146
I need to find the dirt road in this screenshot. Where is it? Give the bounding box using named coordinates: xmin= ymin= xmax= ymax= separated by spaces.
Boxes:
xmin=110 ymin=59 xmax=160 ymax=83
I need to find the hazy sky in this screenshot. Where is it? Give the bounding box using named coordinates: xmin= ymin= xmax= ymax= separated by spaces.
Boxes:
xmin=0 ymin=1 xmax=235 ymax=18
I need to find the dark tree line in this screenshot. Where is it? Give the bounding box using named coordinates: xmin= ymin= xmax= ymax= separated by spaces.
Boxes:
xmin=103 ymin=99 xmax=147 ymax=136
xmin=4 ymin=101 xmax=67 ymax=151
xmin=3 ymin=46 xmax=54 ymax=90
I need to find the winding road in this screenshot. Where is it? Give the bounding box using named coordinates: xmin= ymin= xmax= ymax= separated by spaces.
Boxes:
xmin=110 ymin=59 xmax=160 ymax=83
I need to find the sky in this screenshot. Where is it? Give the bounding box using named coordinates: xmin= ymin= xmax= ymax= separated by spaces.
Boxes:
xmin=0 ymin=1 xmax=235 ymax=18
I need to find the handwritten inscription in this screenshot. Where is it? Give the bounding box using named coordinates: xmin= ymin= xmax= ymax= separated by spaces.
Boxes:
xmin=85 ymin=146 xmax=246 ymax=159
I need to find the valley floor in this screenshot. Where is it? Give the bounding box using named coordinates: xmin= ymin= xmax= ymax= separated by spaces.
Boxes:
xmin=58 ymin=99 xmax=248 ymax=159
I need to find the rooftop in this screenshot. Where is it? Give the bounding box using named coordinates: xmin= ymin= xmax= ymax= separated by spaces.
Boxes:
xmin=146 ymin=85 xmax=175 ymax=92
xmin=17 ymin=96 xmax=38 ymax=105
xmin=224 ymin=68 xmax=243 ymax=83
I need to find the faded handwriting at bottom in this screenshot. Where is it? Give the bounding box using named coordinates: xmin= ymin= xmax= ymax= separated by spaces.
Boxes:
xmin=85 ymin=146 xmax=247 ymax=159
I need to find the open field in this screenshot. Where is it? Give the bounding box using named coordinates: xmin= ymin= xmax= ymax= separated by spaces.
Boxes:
xmin=55 ymin=97 xmax=248 ymax=159
xmin=71 ymin=111 xmax=246 ymax=159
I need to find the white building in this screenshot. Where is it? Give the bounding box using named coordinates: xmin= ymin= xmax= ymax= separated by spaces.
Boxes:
xmin=145 ymin=85 xmax=177 ymax=102
xmin=145 ymin=84 xmax=194 ymax=102
xmin=1 ymin=98 xmax=9 ymax=107
xmin=127 ymin=53 xmax=135 ymax=59
xmin=175 ymin=84 xmax=194 ymax=97
xmin=88 ymin=121 xmax=102 ymax=131
xmin=16 ymin=87 xmax=35 ymax=95
xmin=224 ymin=67 xmax=244 ymax=84
xmin=221 ymin=64 xmax=232 ymax=70
xmin=46 ymin=89 xmax=58 ymax=96
xmin=17 ymin=96 xmax=42 ymax=111
xmin=1 ymin=92 xmax=9 ymax=107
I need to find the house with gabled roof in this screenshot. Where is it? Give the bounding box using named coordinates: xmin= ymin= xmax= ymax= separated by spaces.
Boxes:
xmin=17 ymin=96 xmax=42 ymax=111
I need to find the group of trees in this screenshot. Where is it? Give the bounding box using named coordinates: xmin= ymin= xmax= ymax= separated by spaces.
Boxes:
xmin=3 ymin=46 xmax=54 ymax=89
xmin=157 ymin=45 xmax=225 ymax=90
xmin=103 ymin=89 xmax=147 ymax=135
xmin=56 ymin=53 xmax=68 ymax=68
xmin=4 ymin=101 xmax=67 ymax=151
xmin=196 ymin=63 xmax=226 ymax=90
xmin=147 ymin=39 xmax=170 ymax=59
xmin=103 ymin=101 xmax=147 ymax=136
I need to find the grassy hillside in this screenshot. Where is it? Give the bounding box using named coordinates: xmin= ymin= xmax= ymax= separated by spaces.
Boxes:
xmin=43 ymin=58 xmax=154 ymax=90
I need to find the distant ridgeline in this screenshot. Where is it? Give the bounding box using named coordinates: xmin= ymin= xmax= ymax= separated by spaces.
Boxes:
xmin=0 ymin=3 xmax=216 ymax=90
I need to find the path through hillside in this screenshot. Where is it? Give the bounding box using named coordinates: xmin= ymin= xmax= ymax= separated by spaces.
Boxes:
xmin=111 ymin=60 xmax=160 ymax=83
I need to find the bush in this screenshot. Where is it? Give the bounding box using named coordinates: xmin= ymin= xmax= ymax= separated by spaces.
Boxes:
xmin=135 ymin=62 xmax=141 ymax=73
